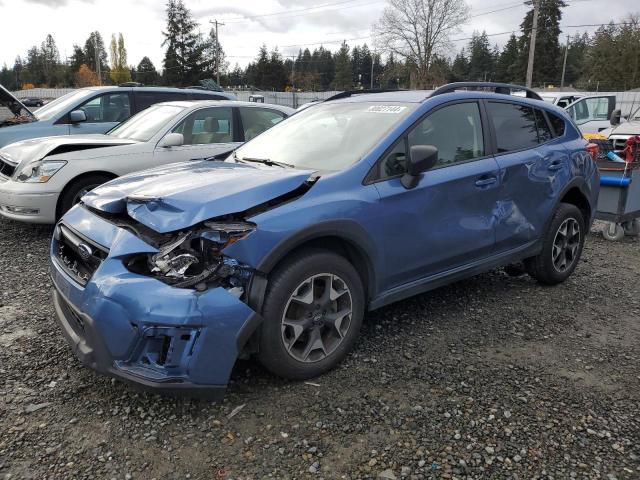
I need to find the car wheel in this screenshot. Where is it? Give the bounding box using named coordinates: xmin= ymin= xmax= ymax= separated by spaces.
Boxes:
xmin=602 ymin=222 xmax=625 ymax=241
xmin=525 ymin=203 xmax=585 ymax=285
xmin=57 ymin=174 xmax=112 ymax=220
xmin=258 ymin=249 xmax=364 ymax=380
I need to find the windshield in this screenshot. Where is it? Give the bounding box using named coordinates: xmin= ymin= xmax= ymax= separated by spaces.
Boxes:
xmin=230 ymin=101 xmax=416 ymax=171
xmin=34 ymin=89 xmax=94 ymax=121
xmin=108 ymin=104 xmax=186 ymax=142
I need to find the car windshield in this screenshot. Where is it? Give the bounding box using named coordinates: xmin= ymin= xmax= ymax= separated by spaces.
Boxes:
xmin=108 ymin=104 xmax=186 ymax=142
xmin=34 ymin=89 xmax=95 ymax=121
xmin=229 ymin=101 xmax=416 ymax=171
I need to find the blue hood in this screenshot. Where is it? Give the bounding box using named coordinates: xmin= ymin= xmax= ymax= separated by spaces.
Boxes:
xmin=82 ymin=160 xmax=315 ymax=233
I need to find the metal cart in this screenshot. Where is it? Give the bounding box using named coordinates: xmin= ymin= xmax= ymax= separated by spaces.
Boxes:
xmin=596 ymin=159 xmax=640 ymax=241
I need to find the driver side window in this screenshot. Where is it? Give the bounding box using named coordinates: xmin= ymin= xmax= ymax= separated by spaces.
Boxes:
xmin=172 ymin=107 xmax=234 ymax=146
xmin=378 ymin=102 xmax=485 ymax=180
xmin=77 ymin=93 xmax=130 ymax=123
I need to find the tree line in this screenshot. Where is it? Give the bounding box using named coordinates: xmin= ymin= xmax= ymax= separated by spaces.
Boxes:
xmin=1 ymin=0 xmax=639 ymax=92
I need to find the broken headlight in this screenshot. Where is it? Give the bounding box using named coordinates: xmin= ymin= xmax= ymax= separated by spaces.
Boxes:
xmin=125 ymin=221 xmax=255 ymax=294
xmin=15 ymin=160 xmax=67 ymax=183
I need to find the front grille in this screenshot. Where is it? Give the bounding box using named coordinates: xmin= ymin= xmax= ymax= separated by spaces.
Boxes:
xmin=610 ymin=136 xmax=630 ymax=152
xmin=54 ymin=224 xmax=108 ymax=286
xmin=0 ymin=157 xmax=15 ymax=178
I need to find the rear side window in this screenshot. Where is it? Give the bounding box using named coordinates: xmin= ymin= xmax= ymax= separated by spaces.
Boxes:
xmin=547 ymin=111 xmax=566 ymax=137
xmin=487 ymin=102 xmax=538 ymax=153
xmin=240 ymin=107 xmax=286 ymax=140
xmin=134 ymin=91 xmax=188 ymax=111
xmin=534 ymin=109 xmax=553 ymax=143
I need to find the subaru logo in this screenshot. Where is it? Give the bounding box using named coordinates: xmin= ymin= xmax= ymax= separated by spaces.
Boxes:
xmin=77 ymin=243 xmax=93 ymax=261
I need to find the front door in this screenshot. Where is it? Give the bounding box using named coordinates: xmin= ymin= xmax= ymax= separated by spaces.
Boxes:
xmin=369 ymin=101 xmax=501 ymax=291
xmin=565 ymin=95 xmax=616 ymax=134
xmin=153 ymin=106 xmax=239 ymax=165
xmin=70 ymin=92 xmax=132 ymax=135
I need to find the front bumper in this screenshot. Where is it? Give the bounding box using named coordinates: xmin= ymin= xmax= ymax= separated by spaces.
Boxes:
xmin=0 ymin=178 xmax=58 ymax=223
xmin=50 ymin=206 xmax=262 ymax=398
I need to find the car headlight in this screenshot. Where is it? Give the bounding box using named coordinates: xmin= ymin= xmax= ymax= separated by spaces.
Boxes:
xmin=125 ymin=221 xmax=255 ymax=292
xmin=15 ymin=160 xmax=67 ymax=183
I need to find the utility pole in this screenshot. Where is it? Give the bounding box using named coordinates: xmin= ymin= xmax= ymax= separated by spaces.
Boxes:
xmin=94 ymin=34 xmax=102 ymax=86
xmin=291 ymin=55 xmax=296 ymax=109
xmin=560 ymin=35 xmax=570 ymax=90
xmin=525 ymin=0 xmax=539 ymax=88
xmin=210 ymin=20 xmax=224 ymax=85
xmin=370 ymin=53 xmax=374 ymax=89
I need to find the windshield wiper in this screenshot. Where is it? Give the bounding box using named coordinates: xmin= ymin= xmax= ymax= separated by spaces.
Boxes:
xmin=240 ymin=156 xmax=294 ymax=169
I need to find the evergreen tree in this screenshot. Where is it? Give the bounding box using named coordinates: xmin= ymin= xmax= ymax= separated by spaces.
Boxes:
xmin=69 ymin=45 xmax=86 ymax=73
xmin=162 ymin=0 xmax=206 ymax=86
xmin=517 ymin=0 xmax=566 ymax=86
xmin=449 ymin=49 xmax=470 ymax=82
xmin=40 ymin=34 xmax=60 ymax=86
xmin=467 ymin=32 xmax=494 ymax=81
xmin=495 ymin=34 xmax=520 ymax=83
xmin=203 ymin=27 xmax=228 ymax=80
xmin=136 ymin=56 xmax=159 ymax=85
xmin=562 ymin=32 xmax=588 ymax=86
xmin=84 ymin=31 xmax=109 ymax=81
xmin=332 ymin=41 xmax=352 ymax=90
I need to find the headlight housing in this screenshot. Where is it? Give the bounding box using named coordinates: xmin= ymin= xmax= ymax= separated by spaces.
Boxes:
xmin=125 ymin=221 xmax=255 ymax=292
xmin=15 ymin=160 xmax=67 ymax=183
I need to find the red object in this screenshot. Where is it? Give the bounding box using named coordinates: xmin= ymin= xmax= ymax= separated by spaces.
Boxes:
xmin=623 ymin=135 xmax=640 ymax=163
xmin=586 ymin=143 xmax=599 ymax=162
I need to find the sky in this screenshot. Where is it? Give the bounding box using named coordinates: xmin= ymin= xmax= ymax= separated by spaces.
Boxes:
xmin=0 ymin=0 xmax=638 ymax=71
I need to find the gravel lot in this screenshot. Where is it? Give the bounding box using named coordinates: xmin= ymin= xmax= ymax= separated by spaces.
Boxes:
xmin=0 ymin=216 xmax=639 ymax=479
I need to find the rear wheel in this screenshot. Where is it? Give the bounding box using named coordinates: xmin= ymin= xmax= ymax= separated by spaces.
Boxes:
xmin=258 ymin=249 xmax=364 ymax=380
xmin=57 ymin=174 xmax=112 ymax=220
xmin=525 ymin=203 xmax=585 ymax=285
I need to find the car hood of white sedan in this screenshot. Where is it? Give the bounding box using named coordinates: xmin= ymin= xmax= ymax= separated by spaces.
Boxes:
xmin=0 ymin=134 xmax=139 ymax=166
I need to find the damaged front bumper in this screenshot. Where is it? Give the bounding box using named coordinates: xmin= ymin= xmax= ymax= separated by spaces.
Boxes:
xmin=50 ymin=205 xmax=262 ymax=398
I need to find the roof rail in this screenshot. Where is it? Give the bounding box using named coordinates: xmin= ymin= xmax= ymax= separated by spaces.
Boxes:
xmin=324 ymin=89 xmax=395 ymax=102
xmin=430 ymin=82 xmax=543 ymax=101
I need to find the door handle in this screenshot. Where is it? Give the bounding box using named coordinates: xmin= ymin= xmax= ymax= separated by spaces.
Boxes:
xmin=475 ymin=176 xmax=497 ymax=187
xmin=548 ymin=161 xmax=563 ymax=171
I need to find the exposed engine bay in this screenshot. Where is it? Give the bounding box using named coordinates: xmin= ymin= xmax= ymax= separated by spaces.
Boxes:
xmin=124 ymin=219 xmax=255 ymax=296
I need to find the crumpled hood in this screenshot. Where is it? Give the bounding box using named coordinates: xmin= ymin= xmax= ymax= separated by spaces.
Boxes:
xmin=83 ymin=160 xmax=315 ymax=233
xmin=0 ymin=134 xmax=138 ymax=166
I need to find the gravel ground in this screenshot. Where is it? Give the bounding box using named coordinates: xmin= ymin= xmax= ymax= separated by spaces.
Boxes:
xmin=0 ymin=217 xmax=639 ymax=480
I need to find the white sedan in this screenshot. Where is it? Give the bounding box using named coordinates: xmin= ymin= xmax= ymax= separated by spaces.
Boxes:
xmin=0 ymin=100 xmax=293 ymax=224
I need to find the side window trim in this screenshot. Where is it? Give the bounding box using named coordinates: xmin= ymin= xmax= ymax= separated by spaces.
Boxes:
xmin=364 ymin=100 xmax=490 ymax=185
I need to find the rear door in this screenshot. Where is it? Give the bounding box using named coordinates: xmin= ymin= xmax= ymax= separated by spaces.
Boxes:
xmin=132 ymin=91 xmax=190 ymax=114
xmin=153 ymin=106 xmax=239 ymax=165
xmin=487 ymin=101 xmax=571 ymax=251
xmin=565 ymin=95 xmax=615 ymax=134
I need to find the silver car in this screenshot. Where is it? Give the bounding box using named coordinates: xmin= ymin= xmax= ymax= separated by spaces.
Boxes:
xmin=0 ymin=100 xmax=293 ymax=223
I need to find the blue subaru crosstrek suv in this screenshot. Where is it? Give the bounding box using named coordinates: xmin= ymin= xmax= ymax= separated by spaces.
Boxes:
xmin=50 ymin=83 xmax=599 ymax=398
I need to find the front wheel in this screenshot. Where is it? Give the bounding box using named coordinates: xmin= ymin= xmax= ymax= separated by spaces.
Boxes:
xmin=525 ymin=203 xmax=586 ymax=285
xmin=57 ymin=174 xmax=112 ymax=220
xmin=258 ymin=249 xmax=364 ymax=380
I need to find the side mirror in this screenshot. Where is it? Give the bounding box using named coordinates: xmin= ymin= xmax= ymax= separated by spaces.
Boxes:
xmin=69 ymin=110 xmax=87 ymax=123
xmin=610 ymin=109 xmax=622 ymax=126
xmin=158 ymin=132 xmax=184 ymax=148
xmin=401 ymin=145 xmax=438 ymax=189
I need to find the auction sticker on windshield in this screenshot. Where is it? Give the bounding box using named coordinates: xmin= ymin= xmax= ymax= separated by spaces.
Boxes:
xmin=367 ymin=105 xmax=407 ymax=113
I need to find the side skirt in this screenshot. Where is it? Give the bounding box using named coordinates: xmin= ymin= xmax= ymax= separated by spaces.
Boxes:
xmin=368 ymin=240 xmax=541 ymax=311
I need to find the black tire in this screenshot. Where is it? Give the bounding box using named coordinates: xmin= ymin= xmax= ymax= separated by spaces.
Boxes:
xmin=57 ymin=174 xmax=112 ymax=220
xmin=258 ymin=249 xmax=365 ymax=380
xmin=525 ymin=203 xmax=585 ymax=285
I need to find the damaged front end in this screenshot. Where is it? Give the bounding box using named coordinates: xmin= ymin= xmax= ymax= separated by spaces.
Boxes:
xmin=124 ymin=219 xmax=256 ymax=295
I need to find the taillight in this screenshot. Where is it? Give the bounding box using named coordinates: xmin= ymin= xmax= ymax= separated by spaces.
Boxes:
xmin=586 ymin=143 xmax=599 ymax=162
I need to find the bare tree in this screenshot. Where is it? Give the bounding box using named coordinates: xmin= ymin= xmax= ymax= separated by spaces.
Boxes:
xmin=374 ymin=0 xmax=470 ymax=88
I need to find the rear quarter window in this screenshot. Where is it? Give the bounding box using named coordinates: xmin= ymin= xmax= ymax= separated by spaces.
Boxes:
xmin=546 ymin=111 xmax=566 ymax=137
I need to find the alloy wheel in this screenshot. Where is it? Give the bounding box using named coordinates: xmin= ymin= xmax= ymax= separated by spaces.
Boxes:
xmin=281 ymin=273 xmax=353 ymax=363
xmin=552 ymin=218 xmax=580 ymax=272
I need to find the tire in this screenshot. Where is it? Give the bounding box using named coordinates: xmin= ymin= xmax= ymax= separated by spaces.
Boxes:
xmin=525 ymin=203 xmax=586 ymax=285
xmin=602 ymin=222 xmax=625 ymax=241
xmin=57 ymin=174 xmax=112 ymax=220
xmin=258 ymin=249 xmax=365 ymax=380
